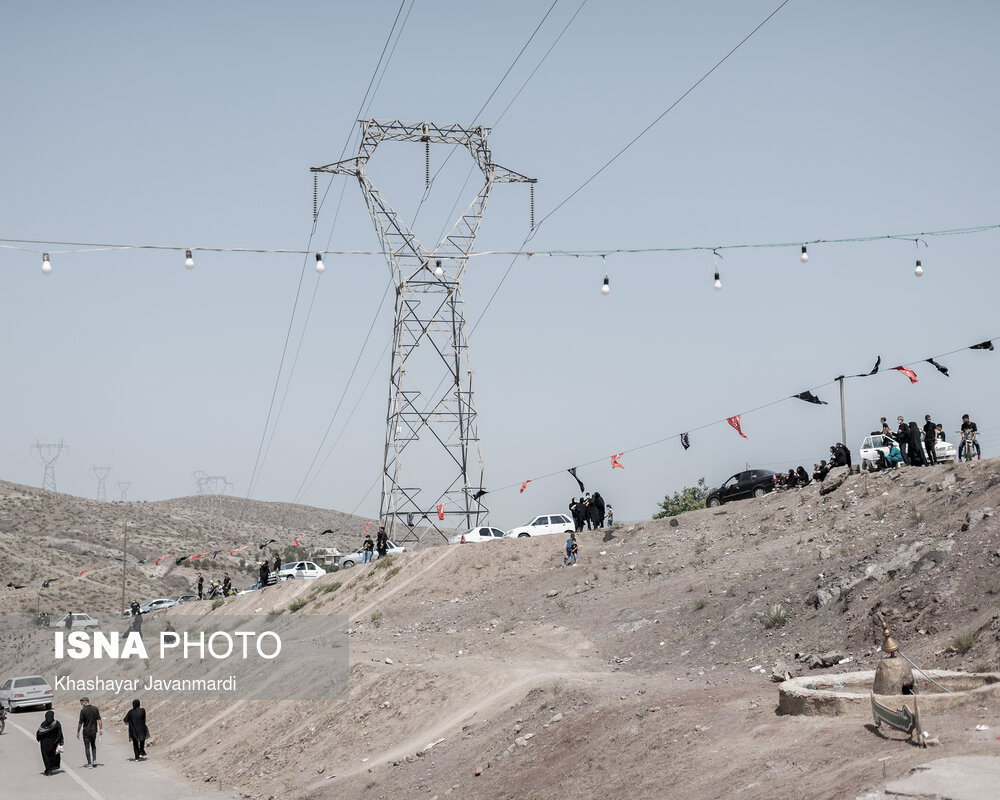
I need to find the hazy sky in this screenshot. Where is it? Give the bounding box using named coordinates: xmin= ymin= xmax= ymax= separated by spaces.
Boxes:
xmin=2 ymin=1 xmax=999 ymax=529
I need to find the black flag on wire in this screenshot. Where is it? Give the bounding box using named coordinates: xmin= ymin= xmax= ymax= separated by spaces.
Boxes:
xmin=567 ymin=468 xmax=585 ymax=494
xmin=970 ymin=340 xmax=995 ymax=351
xmin=680 ymin=433 xmax=690 ymax=450
xmin=855 ymin=356 xmax=881 ymax=377
xmin=793 ymin=391 xmax=827 ymax=405
xmin=926 ymin=358 xmax=950 ymax=376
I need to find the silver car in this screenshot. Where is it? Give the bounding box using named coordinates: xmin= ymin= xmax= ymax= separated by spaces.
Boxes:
xmin=48 ymin=613 xmax=100 ymax=630
xmin=448 ymin=526 xmax=506 ymax=544
xmin=0 ymin=675 xmax=54 ymax=711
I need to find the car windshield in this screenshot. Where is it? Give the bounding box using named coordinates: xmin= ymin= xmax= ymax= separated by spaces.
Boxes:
xmin=14 ymin=676 xmax=48 ymax=687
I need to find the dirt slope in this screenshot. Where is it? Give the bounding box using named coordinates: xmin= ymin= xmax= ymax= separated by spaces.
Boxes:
xmin=3 ymin=460 xmax=1000 ymax=800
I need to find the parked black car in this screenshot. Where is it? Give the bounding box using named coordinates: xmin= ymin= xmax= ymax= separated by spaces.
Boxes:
xmin=706 ymin=469 xmax=778 ymax=507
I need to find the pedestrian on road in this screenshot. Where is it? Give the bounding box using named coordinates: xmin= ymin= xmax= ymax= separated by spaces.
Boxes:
xmin=123 ymin=699 xmax=149 ymax=761
xmin=36 ymin=709 xmax=64 ymax=776
xmin=77 ymin=696 xmax=102 ymax=767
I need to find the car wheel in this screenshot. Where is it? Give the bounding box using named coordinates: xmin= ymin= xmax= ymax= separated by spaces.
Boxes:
xmin=517 ymin=533 xmax=530 ymax=538
xmin=45 ymin=703 xmax=52 ymax=710
xmin=341 ymin=560 xmax=355 ymax=568
xmin=707 ymin=497 xmax=721 ymax=508
xmin=753 ymin=487 xmax=766 ymax=498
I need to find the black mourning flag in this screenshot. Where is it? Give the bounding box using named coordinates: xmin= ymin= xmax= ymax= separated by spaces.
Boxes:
xmin=567 ymin=468 xmax=585 ymax=494
xmin=137 ymin=558 xmax=150 ymax=564
xmin=793 ymin=391 xmax=827 ymax=405
xmin=926 ymin=358 xmax=950 ymax=376
xmin=472 ymin=489 xmax=488 ymax=501
xmin=175 ymin=556 xmax=188 ymax=565
xmin=42 ymin=578 xmax=58 ymax=588
xmin=211 ymin=550 xmax=222 ymax=559
xmin=970 ymin=340 xmax=995 ymax=351
xmin=856 ymin=356 xmax=881 ymax=377
xmin=680 ymin=433 xmax=690 ymax=450
xmin=259 ymin=538 xmax=277 ymax=549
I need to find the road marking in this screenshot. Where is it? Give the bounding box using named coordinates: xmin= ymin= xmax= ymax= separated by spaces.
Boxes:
xmin=11 ymin=719 xmax=108 ymax=800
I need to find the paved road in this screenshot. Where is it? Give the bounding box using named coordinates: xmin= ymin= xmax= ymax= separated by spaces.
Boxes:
xmin=1 ymin=706 xmax=230 ymax=800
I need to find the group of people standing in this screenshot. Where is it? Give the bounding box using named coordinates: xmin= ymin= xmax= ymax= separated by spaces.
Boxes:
xmin=360 ymin=526 xmax=390 ymax=563
xmin=35 ymin=697 xmax=149 ymax=777
xmin=568 ymin=492 xmax=610 ymax=531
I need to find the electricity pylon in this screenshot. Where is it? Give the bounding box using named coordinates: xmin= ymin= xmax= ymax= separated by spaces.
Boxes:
xmin=32 ymin=439 xmax=67 ymax=493
xmin=117 ymin=481 xmax=131 ymax=502
xmin=312 ymin=119 xmax=535 ymax=542
xmin=93 ymin=466 xmax=112 ymax=502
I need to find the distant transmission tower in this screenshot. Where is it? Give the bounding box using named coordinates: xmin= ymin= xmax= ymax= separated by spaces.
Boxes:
xmin=192 ymin=470 xmax=207 ymax=495
xmin=203 ymin=476 xmax=232 ymax=496
xmin=312 ymin=120 xmax=535 ymax=541
xmin=32 ymin=439 xmax=67 ymax=493
xmin=93 ymin=466 xmax=112 ymax=502
xmin=117 ymin=481 xmax=131 ymax=502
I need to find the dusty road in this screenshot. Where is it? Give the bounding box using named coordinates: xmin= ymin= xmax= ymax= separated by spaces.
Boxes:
xmin=2 ymin=706 xmax=230 ymax=800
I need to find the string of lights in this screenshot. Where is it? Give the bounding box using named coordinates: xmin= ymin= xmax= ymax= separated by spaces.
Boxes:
xmin=6 ymin=221 xmax=998 ymax=278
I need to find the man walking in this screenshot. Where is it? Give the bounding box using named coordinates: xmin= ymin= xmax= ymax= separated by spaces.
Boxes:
xmin=196 ymin=572 xmax=204 ymax=600
xmin=76 ymin=697 xmax=102 ymax=768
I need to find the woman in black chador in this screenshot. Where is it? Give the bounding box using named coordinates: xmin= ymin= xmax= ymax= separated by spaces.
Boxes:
xmin=123 ymin=699 xmax=149 ymax=760
xmin=908 ymin=422 xmax=927 ymax=467
xmin=36 ymin=709 xmax=64 ymax=776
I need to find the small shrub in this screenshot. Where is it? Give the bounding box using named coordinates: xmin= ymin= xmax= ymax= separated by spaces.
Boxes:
xmin=551 ymin=679 xmax=564 ymax=696
xmin=370 ymin=609 xmax=383 ymax=627
xmin=952 ymin=632 xmax=975 ymax=654
xmin=972 ymin=663 xmax=991 ymax=673
xmin=289 ymin=598 xmax=307 ymax=613
xmin=373 ymin=556 xmax=394 ymax=571
xmin=267 ymin=608 xmax=285 ymax=617
xmin=211 ymin=599 xmax=224 ymax=610
xmin=907 ymin=504 xmax=924 ymax=525
xmin=693 ymin=598 xmax=706 ymax=611
xmin=321 ymin=581 xmax=342 ymax=594
xmin=763 ymin=604 xmax=788 ymax=629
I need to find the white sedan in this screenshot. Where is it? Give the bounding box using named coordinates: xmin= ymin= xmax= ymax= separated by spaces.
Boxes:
xmin=503 ymin=514 xmax=575 ymax=538
xmin=277 ymin=561 xmax=326 ymax=580
xmin=338 ymin=542 xmax=407 ymax=567
xmin=140 ymin=598 xmax=178 ymax=614
xmin=0 ymin=675 xmax=55 ymax=711
xmin=448 ymin=526 xmax=506 ymax=544
xmin=48 ymin=613 xmax=100 ymax=630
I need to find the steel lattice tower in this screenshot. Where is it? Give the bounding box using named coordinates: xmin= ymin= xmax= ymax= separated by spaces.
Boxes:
xmin=312 ymin=120 xmax=535 ymax=541
xmin=33 ymin=439 xmax=66 ymax=493
xmin=93 ymin=466 xmax=112 ymax=502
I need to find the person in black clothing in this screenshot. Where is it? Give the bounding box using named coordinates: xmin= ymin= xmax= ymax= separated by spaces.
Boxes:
xmin=796 ymin=466 xmax=811 ymax=486
xmin=591 ymin=492 xmax=606 ymax=528
xmin=923 ymin=415 xmax=938 ymax=465
xmin=36 ymin=709 xmax=64 ymax=775
xmin=362 ymin=534 xmax=375 ymax=564
xmin=896 ymin=416 xmax=911 ymax=465
xmin=273 ymin=553 xmax=281 ymax=574
xmin=569 ymin=499 xmax=584 ymax=532
xmin=258 ymin=560 xmax=270 ymax=589
xmin=77 ymin=697 xmax=102 ymax=768
xmin=813 ymin=461 xmax=829 ymax=482
xmin=196 ymin=573 xmax=204 ymax=600
xmin=222 ymin=573 xmax=232 ymax=595
xmin=376 ymin=527 xmax=388 ymax=559
xmin=588 ymin=495 xmax=602 ymax=530
xmin=959 ymin=414 xmax=982 ymax=460
xmin=123 ymin=699 xmax=148 ymax=760
xmin=908 ymin=422 xmax=926 ymax=466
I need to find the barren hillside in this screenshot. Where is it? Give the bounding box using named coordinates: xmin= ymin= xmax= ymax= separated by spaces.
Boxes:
xmin=3 ymin=460 xmax=1000 ymax=800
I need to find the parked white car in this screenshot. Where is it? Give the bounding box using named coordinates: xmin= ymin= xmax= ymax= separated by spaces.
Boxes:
xmin=277 ymin=560 xmax=327 ymax=580
xmin=0 ymin=675 xmax=54 ymax=711
xmin=859 ymin=434 xmax=957 ymax=470
xmin=338 ymin=543 xmax=407 ymax=567
xmin=448 ymin=526 xmax=506 ymax=544
xmin=503 ymin=514 xmax=575 ymax=538
xmin=48 ymin=613 xmax=100 ymax=630
xmin=140 ymin=598 xmax=178 ymax=614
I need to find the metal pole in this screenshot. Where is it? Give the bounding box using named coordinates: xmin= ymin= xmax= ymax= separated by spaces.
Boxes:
xmin=839 ymin=377 xmax=848 ymax=446
xmin=120 ymin=519 xmax=127 ymax=616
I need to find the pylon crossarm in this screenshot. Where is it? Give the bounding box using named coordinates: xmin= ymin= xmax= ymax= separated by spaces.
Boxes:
xmin=310 ymin=158 xmax=362 ymax=176
xmin=493 ymin=164 xmax=536 ymax=184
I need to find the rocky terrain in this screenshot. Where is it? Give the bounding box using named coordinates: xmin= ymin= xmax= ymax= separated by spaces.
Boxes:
xmin=2 ymin=459 xmax=999 ymax=800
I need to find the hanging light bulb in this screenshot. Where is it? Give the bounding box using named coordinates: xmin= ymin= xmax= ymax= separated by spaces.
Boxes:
xmin=800 ymin=245 xmax=809 ymax=263
xmin=42 ymin=252 xmax=52 ymax=275
xmin=713 ymin=272 xmax=722 ymax=291
xmin=434 ymin=259 xmax=444 ymax=278
xmin=914 ymin=259 xmax=923 ymax=278
xmin=601 ymin=276 xmax=610 ymax=295
xmin=315 ymin=252 xmax=325 ymax=274
xmin=184 ymin=249 xmax=194 ymax=269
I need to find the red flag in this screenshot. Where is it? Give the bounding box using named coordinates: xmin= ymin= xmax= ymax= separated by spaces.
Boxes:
xmin=189 ymin=552 xmax=209 ymax=561
xmin=611 ymin=453 xmax=625 ymax=469
xmin=436 ymin=504 xmax=445 ymax=520
xmin=727 ymin=415 xmax=747 ymax=438
xmin=365 ymin=521 xmax=372 ymax=533
xmin=520 ymin=480 xmax=532 ymax=494
xmin=229 ymin=546 xmax=247 ymax=555
xmin=293 ymin=535 xmax=307 ymax=547
xmin=77 ymin=569 xmax=88 ymax=578
xmin=155 ymin=555 xmax=170 ymax=566
xmin=892 ymin=366 xmax=918 ymax=384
